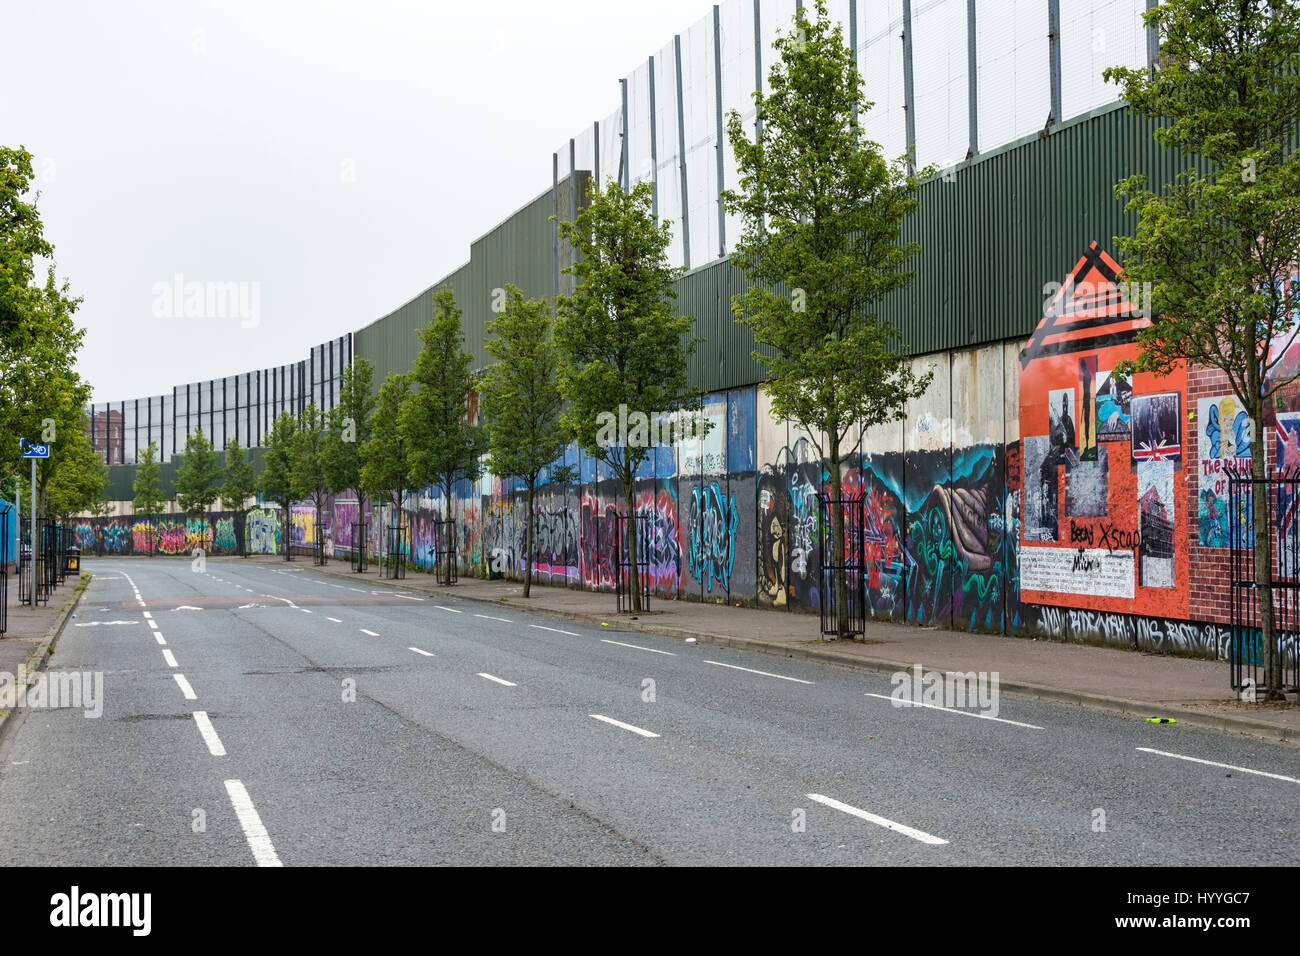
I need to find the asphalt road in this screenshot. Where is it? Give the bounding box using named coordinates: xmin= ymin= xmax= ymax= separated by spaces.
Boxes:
xmin=0 ymin=556 xmax=1296 ymax=866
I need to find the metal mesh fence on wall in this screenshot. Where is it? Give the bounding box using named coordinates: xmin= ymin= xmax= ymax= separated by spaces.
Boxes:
xmin=557 ymin=0 xmax=1153 ymax=272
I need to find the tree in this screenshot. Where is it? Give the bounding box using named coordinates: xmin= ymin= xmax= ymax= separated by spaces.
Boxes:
xmin=132 ymin=441 xmax=165 ymax=554
xmin=175 ymin=429 xmax=221 ymax=551
xmin=480 ymin=285 xmax=575 ymax=597
xmin=45 ymin=419 xmax=108 ymax=519
xmin=0 ymin=148 xmax=89 ymax=481
xmin=399 ymin=288 xmax=485 ymax=582
xmin=291 ymin=403 xmax=331 ymax=564
xmin=724 ymin=0 xmax=932 ymax=638
xmin=555 ymin=179 xmax=702 ymax=613
xmin=360 ymin=372 xmax=412 ymax=565
xmin=220 ymin=438 xmax=256 ymax=556
xmin=1105 ymin=0 xmax=1300 ymax=698
xmin=257 ymin=412 xmax=300 ymax=560
xmin=324 ymin=357 xmax=377 ymax=546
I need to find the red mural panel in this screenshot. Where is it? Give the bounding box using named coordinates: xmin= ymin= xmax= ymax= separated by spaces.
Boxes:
xmin=1018 ymin=242 xmax=1189 ymax=619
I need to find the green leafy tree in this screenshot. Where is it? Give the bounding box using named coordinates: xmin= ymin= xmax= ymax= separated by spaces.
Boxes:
xmin=399 ymin=288 xmax=485 ymax=582
xmin=257 ymin=412 xmax=301 ymax=560
xmin=360 ymin=372 xmax=412 ymax=564
xmin=175 ymin=429 xmax=221 ymax=550
xmin=325 ymin=357 xmax=377 ymax=544
xmin=291 ymin=403 xmax=332 ymax=563
xmin=1106 ymin=0 xmax=1300 ymax=698
xmin=132 ymin=441 xmax=165 ymax=553
xmin=220 ymin=438 xmax=256 ymax=556
xmin=723 ymin=0 xmax=932 ymax=638
xmin=45 ymin=418 xmax=108 ymax=519
xmin=555 ymin=178 xmax=702 ymax=612
xmin=480 ymin=285 xmax=576 ymax=596
xmin=0 ymin=148 xmax=89 ymax=480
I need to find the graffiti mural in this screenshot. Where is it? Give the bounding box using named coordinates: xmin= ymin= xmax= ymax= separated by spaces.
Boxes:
xmin=686 ymin=481 xmax=736 ymax=595
xmin=246 ymin=508 xmax=282 ymax=554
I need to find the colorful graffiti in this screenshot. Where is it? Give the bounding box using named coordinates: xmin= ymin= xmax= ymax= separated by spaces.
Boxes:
xmin=687 ymin=481 xmax=737 ymax=595
xmin=246 ymin=508 xmax=281 ymax=554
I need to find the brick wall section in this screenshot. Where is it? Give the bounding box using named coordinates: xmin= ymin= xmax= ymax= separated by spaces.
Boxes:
xmin=1186 ymin=364 xmax=1269 ymax=624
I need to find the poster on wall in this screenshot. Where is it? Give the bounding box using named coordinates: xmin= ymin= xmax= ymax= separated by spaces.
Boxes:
xmin=1131 ymin=392 xmax=1181 ymax=463
xmin=1137 ymin=460 xmax=1175 ymax=588
xmin=1022 ymin=435 xmax=1058 ymax=541
xmin=1198 ymin=395 xmax=1252 ymax=547
xmin=1095 ymin=369 xmax=1131 ymax=441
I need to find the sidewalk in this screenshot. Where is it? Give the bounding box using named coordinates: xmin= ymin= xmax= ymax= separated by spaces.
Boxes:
xmin=0 ymin=573 xmax=90 ymax=739
xmin=264 ymin=554 xmax=1300 ymax=745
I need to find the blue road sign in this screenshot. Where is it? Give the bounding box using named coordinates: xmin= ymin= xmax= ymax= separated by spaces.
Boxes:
xmin=19 ymin=439 xmax=49 ymax=459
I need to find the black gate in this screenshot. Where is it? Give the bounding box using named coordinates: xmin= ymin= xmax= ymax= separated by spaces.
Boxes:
xmin=435 ymin=519 xmax=457 ymax=585
xmin=350 ymin=522 xmax=368 ymax=573
xmin=615 ymin=512 xmax=650 ymax=613
xmin=1228 ymin=474 xmax=1300 ymax=696
xmin=381 ymin=524 xmax=407 ymax=580
xmin=818 ymin=492 xmax=865 ymax=638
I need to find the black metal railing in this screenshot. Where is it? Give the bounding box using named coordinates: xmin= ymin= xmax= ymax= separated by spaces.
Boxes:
xmin=350 ymin=522 xmax=368 ymax=573
xmin=435 ymin=519 xmax=457 ymax=585
xmin=381 ymin=524 xmax=407 ymax=580
xmin=818 ymin=492 xmax=866 ymax=638
xmin=615 ymin=512 xmax=650 ymax=613
xmin=1228 ymin=473 xmax=1300 ymax=697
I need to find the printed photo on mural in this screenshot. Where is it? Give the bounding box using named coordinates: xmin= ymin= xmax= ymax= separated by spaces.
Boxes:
xmin=1131 ymin=391 xmax=1181 ymax=463
xmin=1265 ymin=276 xmax=1300 ymax=421
xmin=1077 ymin=357 xmax=1097 ymax=461
xmin=1138 ymin=459 xmax=1175 ymax=588
xmin=1198 ymin=395 xmax=1252 ymax=547
xmin=1095 ymin=369 xmax=1131 ymax=441
xmin=1276 ymin=411 xmax=1300 ymax=473
xmin=1065 ymin=445 xmax=1108 ymax=516
xmin=1022 ymin=435 xmax=1058 ymax=541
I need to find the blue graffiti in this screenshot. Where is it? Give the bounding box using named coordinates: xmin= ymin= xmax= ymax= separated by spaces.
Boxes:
xmin=688 ymin=481 xmax=738 ymax=593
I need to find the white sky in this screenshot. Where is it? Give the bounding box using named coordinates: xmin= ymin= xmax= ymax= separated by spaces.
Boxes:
xmin=2 ymin=0 xmax=720 ymax=402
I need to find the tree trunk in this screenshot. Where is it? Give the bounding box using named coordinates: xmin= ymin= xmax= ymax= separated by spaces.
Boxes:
xmin=444 ymin=478 xmax=455 ymax=585
xmin=626 ymin=478 xmax=641 ymax=613
xmin=524 ymin=482 xmax=535 ymax=598
xmin=1250 ymin=409 xmax=1283 ymax=698
xmin=830 ymin=451 xmax=848 ymax=640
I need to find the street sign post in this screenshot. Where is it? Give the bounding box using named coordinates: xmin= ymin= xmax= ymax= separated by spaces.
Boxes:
xmin=20 ymin=439 xmax=48 ymax=605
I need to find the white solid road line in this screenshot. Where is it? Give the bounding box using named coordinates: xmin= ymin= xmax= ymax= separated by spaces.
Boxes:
xmin=224 ymin=780 xmax=283 ymax=867
xmin=863 ymin=692 xmax=1044 ymax=730
xmin=530 ymin=624 xmax=579 ymax=636
xmin=360 ymin=628 xmax=380 ymax=637
xmin=162 ymin=649 xmax=177 ymax=668
xmin=192 ymin=711 xmax=226 ymax=756
xmin=173 ymin=674 xmax=197 ymax=700
xmin=154 ymin=633 xmax=167 ymax=645
xmin=434 ymin=606 xmax=462 ymax=614
xmin=326 ymin=617 xmax=342 ymax=623
xmin=474 ymin=613 xmax=512 ymax=623
xmin=601 ymin=638 xmax=676 ymax=656
xmin=704 ymin=659 xmax=813 ymax=684
xmin=806 ymin=793 xmax=949 ymax=845
xmin=1136 ymin=747 xmax=1300 ymax=785
xmin=477 ymin=672 xmax=517 ymax=687
xmin=589 ymin=714 xmax=660 ymax=738
xmin=409 ymin=647 xmax=435 ymax=657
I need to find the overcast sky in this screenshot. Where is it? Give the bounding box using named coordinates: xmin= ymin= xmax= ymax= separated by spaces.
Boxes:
xmin=2 ymin=0 xmax=719 ymax=403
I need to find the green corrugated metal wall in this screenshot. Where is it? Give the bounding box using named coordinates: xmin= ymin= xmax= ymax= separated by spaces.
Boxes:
xmin=355 ymin=102 xmax=1210 ymax=398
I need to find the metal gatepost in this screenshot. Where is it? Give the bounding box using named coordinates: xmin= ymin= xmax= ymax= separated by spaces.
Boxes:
xmin=615 ymin=512 xmax=650 ymax=613
xmin=818 ymin=491 xmax=866 ymax=638
xmin=381 ymin=523 xmax=407 ymax=580
xmin=435 ymin=519 xmax=457 ymax=585
xmin=1228 ymin=473 xmax=1300 ymax=696
xmin=350 ymin=521 xmax=368 ymax=573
